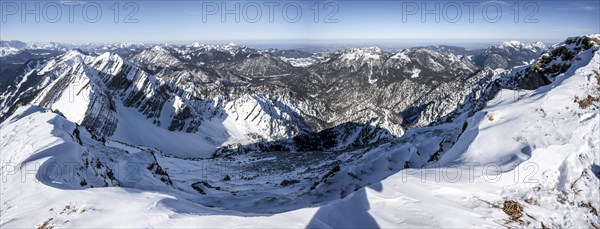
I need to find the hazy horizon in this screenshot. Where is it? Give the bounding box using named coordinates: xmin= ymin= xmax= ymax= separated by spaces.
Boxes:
xmin=1 ymin=0 xmax=598 ymax=43
xmin=1 ymin=37 xmax=579 ymax=51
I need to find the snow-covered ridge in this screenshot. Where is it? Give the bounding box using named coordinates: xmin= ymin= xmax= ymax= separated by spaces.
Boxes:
xmin=185 ymin=42 xmax=254 ymax=56
xmin=500 ymin=40 xmax=547 ymax=50
xmin=3 ymin=49 xmax=385 ymax=158
xmin=1 ymin=36 xmax=594 ymax=154
xmin=0 ymin=35 xmax=598 ymax=228
xmin=0 ymin=47 xmax=20 ymax=57
xmin=338 ymin=47 xmax=383 ymax=61
xmin=473 ymin=39 xmax=549 ymax=70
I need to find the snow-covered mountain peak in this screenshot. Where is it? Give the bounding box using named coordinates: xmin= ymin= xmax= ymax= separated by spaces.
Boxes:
xmin=188 ymin=42 xmax=225 ymax=50
xmin=342 ymin=47 xmax=381 ymax=54
xmin=94 ymin=51 xmax=125 ymax=62
xmin=187 ymin=42 xmax=249 ymax=53
xmin=559 ymin=34 xmax=600 ymax=49
xmin=91 ymin=52 xmax=134 ymax=75
xmin=473 ymin=40 xmax=548 ymax=69
xmin=115 ymin=42 xmax=146 ymax=49
xmin=37 ymin=48 xmax=90 ymax=73
xmin=499 ymin=40 xmax=547 ymax=51
xmin=339 ymin=47 xmax=382 ymax=60
xmin=501 ymin=40 xmax=522 ymax=47
xmin=532 ymin=41 xmax=547 ymax=49
xmin=189 ymin=42 xmax=202 ymax=48
xmin=500 ymin=34 xmax=599 ymax=90
xmin=131 ymin=46 xmax=182 ymax=71
xmin=410 ymin=47 xmax=453 ymax=57
xmin=0 ymin=40 xmax=27 ymax=49
xmin=26 ymin=41 xmax=72 ymax=51
xmin=0 ymin=47 xmax=20 ymax=57
xmin=224 ymin=42 xmax=238 ymax=48
xmin=51 ymin=49 xmax=131 ymax=74
xmin=151 ymin=45 xmax=170 ymax=52
xmin=221 ymin=43 xmax=252 ymax=55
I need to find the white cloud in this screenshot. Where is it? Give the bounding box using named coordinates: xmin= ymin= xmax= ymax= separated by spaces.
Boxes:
xmin=557 ymin=3 xmax=599 ymax=11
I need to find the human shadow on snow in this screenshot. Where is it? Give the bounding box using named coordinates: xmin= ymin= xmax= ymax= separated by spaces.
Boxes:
xmin=305 ymin=182 xmax=382 ymax=229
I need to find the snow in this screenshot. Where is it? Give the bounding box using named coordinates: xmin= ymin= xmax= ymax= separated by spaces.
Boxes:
xmin=111 ymin=94 xmax=305 ymax=158
xmin=26 ymin=42 xmax=70 ymax=50
xmin=186 ymin=42 xmax=248 ymax=56
xmin=105 ymin=140 xmax=142 ymax=154
xmin=0 ymin=47 xmax=20 ymax=57
xmin=390 ymin=50 xmax=411 ymax=64
xmin=1 ymin=38 xmax=599 ymax=228
xmin=410 ymin=68 xmax=421 ymax=78
xmin=368 ymin=77 xmax=378 ymax=84
xmin=111 ymin=102 xmax=228 ymax=158
xmin=34 ymin=55 xmax=92 ymax=124
xmin=503 ymin=40 xmax=523 ymax=47
xmin=48 ymin=77 xmax=90 ymax=123
xmin=500 ymin=40 xmax=548 ymax=51
xmin=340 ymin=47 xmax=382 ymax=62
xmin=280 ymin=57 xmax=317 ymax=67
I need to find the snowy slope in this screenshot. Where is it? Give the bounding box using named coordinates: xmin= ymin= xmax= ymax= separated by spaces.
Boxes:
xmin=1 ymin=35 xmax=599 ymax=228
xmin=1 ymin=49 xmax=323 ymax=158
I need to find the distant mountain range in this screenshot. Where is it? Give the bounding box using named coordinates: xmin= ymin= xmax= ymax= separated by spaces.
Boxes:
xmin=0 ymin=38 xmax=549 ymax=156
xmin=1 ymin=35 xmax=599 ymax=228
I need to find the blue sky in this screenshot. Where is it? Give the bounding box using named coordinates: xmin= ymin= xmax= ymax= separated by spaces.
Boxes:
xmin=0 ymin=0 xmax=598 ymax=44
